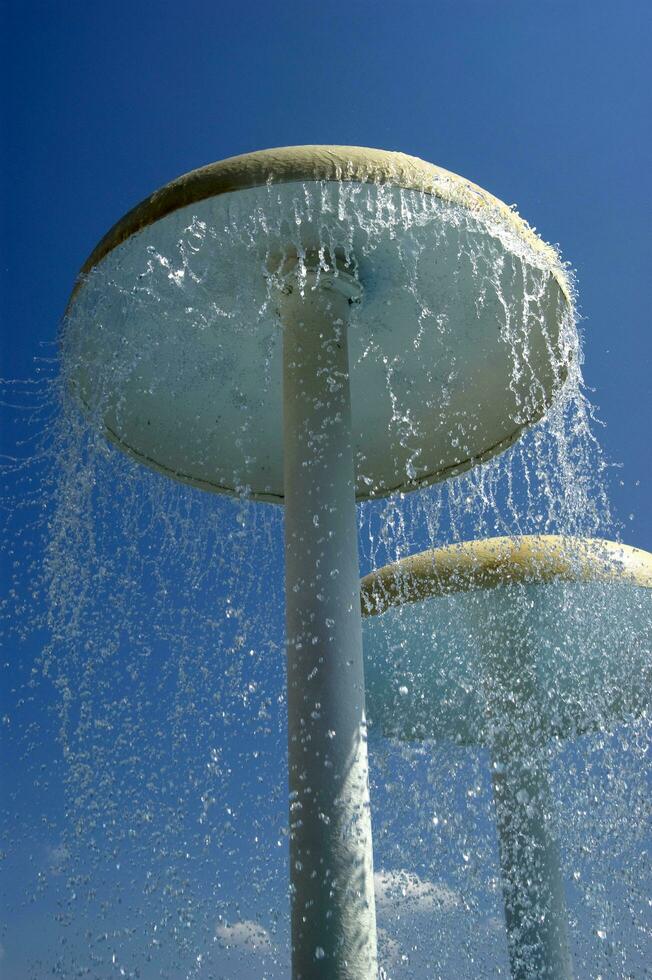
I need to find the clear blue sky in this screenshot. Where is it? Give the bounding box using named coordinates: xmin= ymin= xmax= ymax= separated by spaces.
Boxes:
xmin=2 ymin=0 xmax=651 ymax=550
xmin=2 ymin=2 xmax=651 ymax=977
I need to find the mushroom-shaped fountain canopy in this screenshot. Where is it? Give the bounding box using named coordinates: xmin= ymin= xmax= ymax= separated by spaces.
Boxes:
xmin=361 ymin=536 xmax=652 ymax=745
xmin=64 ymin=146 xmax=575 ymax=502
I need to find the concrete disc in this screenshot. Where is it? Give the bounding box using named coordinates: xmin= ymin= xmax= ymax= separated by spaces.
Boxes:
xmin=64 ymin=146 xmax=575 ymax=502
xmin=361 ymin=536 xmax=652 ymax=744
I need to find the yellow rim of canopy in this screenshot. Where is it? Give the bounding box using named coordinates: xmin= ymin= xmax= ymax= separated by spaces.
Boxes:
xmin=361 ymin=535 xmax=652 ymax=616
xmin=70 ymin=145 xmax=571 ymax=305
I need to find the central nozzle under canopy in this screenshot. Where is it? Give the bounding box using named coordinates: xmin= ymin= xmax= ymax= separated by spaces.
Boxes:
xmin=64 ymin=145 xmax=575 ymax=502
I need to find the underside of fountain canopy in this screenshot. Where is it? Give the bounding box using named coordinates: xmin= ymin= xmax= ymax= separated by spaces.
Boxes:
xmin=65 ymin=145 xmax=574 ymax=502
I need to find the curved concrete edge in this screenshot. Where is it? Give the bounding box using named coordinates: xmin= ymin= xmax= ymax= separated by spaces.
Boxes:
xmin=77 ymin=373 xmax=563 ymax=504
xmin=361 ymin=535 xmax=652 ymax=616
xmin=67 ymin=145 xmax=572 ymax=306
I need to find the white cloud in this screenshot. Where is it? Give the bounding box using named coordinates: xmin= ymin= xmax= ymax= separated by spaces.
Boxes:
xmin=377 ymin=926 xmax=403 ymax=966
xmin=46 ymin=842 xmax=70 ymax=876
xmin=214 ymin=919 xmax=274 ymax=953
xmin=374 ymin=870 xmax=506 ymax=977
xmin=374 ymin=868 xmax=461 ymax=914
xmin=213 ymin=921 xmax=284 ymax=980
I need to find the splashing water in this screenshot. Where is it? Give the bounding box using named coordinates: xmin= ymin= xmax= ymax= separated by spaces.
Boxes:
xmin=2 ymin=176 xmax=648 ymax=979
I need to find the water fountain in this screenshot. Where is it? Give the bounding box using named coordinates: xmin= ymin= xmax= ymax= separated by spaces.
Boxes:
xmin=361 ymin=535 xmax=652 ymax=978
xmin=59 ymin=145 xmax=577 ymax=977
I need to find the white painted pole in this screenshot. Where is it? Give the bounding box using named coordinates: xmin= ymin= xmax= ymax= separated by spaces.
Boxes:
xmin=490 ymin=738 xmax=573 ymax=980
xmin=280 ymin=264 xmax=378 ymax=979
xmin=482 ymin=593 xmax=573 ymax=980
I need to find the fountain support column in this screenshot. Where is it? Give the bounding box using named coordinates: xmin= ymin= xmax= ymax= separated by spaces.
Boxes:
xmin=490 ymin=737 xmax=573 ymax=979
xmin=64 ymin=145 xmax=582 ymax=980
xmin=483 ymin=597 xmax=573 ymax=980
xmin=280 ymin=265 xmax=378 ymax=979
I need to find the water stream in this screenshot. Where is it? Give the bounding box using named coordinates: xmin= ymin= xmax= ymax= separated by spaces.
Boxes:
xmin=1 ymin=178 xmax=649 ymax=978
